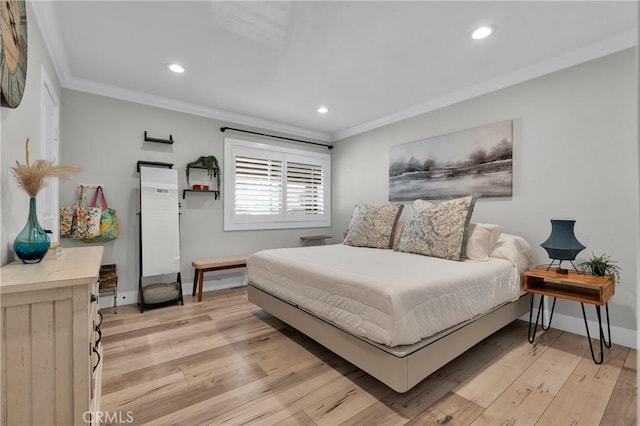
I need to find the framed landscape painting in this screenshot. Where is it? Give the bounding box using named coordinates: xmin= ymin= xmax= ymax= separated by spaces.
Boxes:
xmin=389 ymin=120 xmax=513 ymax=201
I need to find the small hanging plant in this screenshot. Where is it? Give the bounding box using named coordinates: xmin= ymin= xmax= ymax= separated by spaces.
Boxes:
xmin=186 ymin=155 xmax=220 ymax=189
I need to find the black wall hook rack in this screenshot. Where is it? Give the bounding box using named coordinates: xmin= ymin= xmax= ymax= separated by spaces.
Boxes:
xmin=144 ymin=131 xmax=174 ymax=144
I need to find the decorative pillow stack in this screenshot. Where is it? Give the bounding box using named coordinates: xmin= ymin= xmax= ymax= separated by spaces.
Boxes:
xmin=465 ymin=223 xmax=503 ymax=261
xmin=344 ymin=203 xmax=404 ymax=249
xmin=398 ymin=196 xmax=475 ymax=261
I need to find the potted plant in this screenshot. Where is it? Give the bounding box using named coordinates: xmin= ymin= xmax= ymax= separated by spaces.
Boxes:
xmin=579 ymin=252 xmax=622 ymax=285
xmin=185 ymin=155 xmax=220 ymax=190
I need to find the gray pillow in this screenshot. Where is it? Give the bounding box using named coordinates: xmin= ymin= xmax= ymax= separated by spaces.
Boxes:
xmin=398 ymin=196 xmax=476 ymax=261
xmin=344 ymin=203 xmax=404 ymax=249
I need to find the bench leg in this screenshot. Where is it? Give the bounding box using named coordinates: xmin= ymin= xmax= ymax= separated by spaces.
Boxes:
xmin=198 ymin=270 xmax=205 ymax=302
xmin=192 ymin=269 xmax=199 ymax=297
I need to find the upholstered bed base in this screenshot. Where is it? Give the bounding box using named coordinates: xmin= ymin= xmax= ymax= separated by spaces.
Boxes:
xmin=248 ymin=283 xmax=529 ymax=393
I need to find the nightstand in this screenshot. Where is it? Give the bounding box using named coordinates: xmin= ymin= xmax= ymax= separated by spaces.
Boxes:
xmin=523 ymin=266 xmax=614 ymax=364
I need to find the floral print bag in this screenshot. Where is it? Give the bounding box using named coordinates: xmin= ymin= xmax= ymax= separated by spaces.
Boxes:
xmin=81 ymin=186 xmax=119 ymax=243
xmin=60 ymin=185 xmax=101 ymax=240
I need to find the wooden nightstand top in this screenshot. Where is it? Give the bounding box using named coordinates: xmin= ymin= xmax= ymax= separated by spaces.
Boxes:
xmin=524 ymin=266 xmax=614 ymax=305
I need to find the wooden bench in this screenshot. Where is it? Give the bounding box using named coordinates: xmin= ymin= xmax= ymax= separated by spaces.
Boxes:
xmin=191 ymin=255 xmax=249 ymax=302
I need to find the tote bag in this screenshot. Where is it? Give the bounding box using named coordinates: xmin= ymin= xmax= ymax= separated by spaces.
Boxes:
xmin=60 ymin=185 xmax=101 ymax=240
xmin=82 ymin=186 xmax=119 ymax=243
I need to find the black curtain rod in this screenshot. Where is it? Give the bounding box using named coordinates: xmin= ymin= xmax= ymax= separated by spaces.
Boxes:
xmin=220 ymin=127 xmax=333 ymax=150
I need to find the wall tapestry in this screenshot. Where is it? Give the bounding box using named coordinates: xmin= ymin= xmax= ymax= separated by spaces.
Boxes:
xmin=389 ymin=120 xmax=513 ymax=201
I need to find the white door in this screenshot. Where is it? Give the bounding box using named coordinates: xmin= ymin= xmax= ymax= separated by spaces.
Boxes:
xmin=38 ymin=67 xmax=60 ymax=242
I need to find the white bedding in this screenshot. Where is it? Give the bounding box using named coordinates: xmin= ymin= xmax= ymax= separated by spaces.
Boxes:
xmin=248 ymin=239 xmax=532 ymax=347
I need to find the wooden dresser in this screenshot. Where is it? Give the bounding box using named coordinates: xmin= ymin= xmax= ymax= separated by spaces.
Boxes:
xmin=1 ymin=246 xmax=104 ymax=425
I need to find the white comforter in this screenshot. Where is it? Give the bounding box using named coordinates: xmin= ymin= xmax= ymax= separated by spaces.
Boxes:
xmin=248 ymin=240 xmax=531 ymax=347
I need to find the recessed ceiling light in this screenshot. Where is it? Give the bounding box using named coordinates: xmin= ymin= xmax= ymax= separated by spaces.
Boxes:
xmin=471 ymin=25 xmax=496 ymax=40
xmin=317 ymin=106 xmax=328 ymax=114
xmin=168 ymin=63 xmax=185 ymax=73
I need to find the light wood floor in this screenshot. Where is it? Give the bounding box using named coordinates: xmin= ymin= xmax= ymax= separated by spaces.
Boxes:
xmin=100 ymin=287 xmax=637 ymax=426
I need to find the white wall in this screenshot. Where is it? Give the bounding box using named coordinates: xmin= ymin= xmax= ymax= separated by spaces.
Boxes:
xmin=59 ymin=90 xmax=331 ymax=306
xmin=331 ymin=49 xmax=638 ymax=332
xmin=1 ymin=3 xmax=62 ymax=265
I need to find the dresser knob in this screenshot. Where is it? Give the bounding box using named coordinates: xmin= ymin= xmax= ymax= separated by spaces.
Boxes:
xmin=90 ymin=294 xmax=97 ymax=303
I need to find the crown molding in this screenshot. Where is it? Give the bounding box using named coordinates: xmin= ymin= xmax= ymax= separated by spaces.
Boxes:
xmin=331 ymin=29 xmax=638 ymax=141
xmin=29 ymin=1 xmax=332 ymax=143
xmin=63 ymin=75 xmax=332 ymax=142
xmin=31 ymin=2 xmax=636 ymax=144
xmin=30 ymin=1 xmax=72 ymax=87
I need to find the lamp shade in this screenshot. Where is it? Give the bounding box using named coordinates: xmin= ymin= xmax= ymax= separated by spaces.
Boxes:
xmin=541 ymin=219 xmax=585 ymax=261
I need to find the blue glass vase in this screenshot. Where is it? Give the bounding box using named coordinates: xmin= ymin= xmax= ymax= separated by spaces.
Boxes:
xmin=13 ymin=197 xmax=50 ymax=264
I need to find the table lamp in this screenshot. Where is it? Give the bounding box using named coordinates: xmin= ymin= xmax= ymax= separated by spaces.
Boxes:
xmin=541 ymin=219 xmax=585 ymax=274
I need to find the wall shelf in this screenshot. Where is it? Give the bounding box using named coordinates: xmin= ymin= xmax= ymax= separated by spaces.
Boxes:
xmin=183 ymin=189 xmax=220 ymax=200
xmin=187 ymin=163 xmax=218 ymax=177
xmin=136 ymin=160 xmax=174 ymax=173
xmin=144 ymin=131 xmax=174 ymax=144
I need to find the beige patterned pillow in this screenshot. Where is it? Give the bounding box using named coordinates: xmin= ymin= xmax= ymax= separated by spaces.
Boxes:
xmin=398 ymin=196 xmax=476 ymax=261
xmin=344 ymin=203 xmax=404 ymax=249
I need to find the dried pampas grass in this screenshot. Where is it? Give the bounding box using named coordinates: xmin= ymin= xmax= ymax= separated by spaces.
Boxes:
xmin=11 ymin=139 xmax=81 ymax=197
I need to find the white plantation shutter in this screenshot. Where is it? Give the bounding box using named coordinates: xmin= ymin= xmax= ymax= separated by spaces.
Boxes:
xmin=224 ymin=138 xmax=331 ymax=230
xmin=235 ymin=155 xmax=283 ymax=216
xmin=286 ymin=160 xmax=324 ymax=217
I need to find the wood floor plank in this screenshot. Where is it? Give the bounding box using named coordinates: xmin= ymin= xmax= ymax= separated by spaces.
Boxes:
xmin=102 ymin=332 xmax=234 ymax=378
xmin=383 ymin=322 xmax=527 ymax=419
xmin=107 ymin=362 xmax=268 ymax=425
xmin=453 ymin=328 xmax=562 ymax=408
xmin=406 ymin=392 xmax=484 ymax=426
xmin=209 ymin=357 xmax=363 ymax=425
xmin=274 ymin=410 xmax=317 ymax=426
xmin=599 ymin=364 xmax=637 ymax=426
xmin=178 ymin=329 xmax=316 ymax=385
xmin=304 ymin=374 xmax=394 ymax=426
xmin=101 ymin=372 xmax=189 ymax=413
xmin=98 ymin=287 xmax=636 ymax=426
xmin=536 ymin=343 xmax=628 ymax=425
xmin=100 ymin=318 xmax=124 ymax=329
xmin=102 ymin=314 xmax=213 ymax=344
xmin=102 ymin=340 xmax=125 ymax=357
xmin=339 ymin=399 xmax=409 ymax=426
xmin=150 ymin=358 xmax=340 ymax=426
xmin=472 ymin=332 xmax=588 ymax=425
xmin=101 ymin=374 xmax=124 ymax=395
xmin=119 ymin=329 xmax=288 ymax=389
xmin=624 ymin=348 xmax=636 ymax=369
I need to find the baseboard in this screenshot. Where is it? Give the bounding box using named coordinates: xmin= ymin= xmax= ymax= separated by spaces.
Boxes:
xmin=98 ymin=275 xmax=247 ymax=310
xmin=519 ymin=311 xmax=638 ymax=349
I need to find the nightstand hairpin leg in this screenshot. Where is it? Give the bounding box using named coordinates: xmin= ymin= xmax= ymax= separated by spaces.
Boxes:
xmin=580 ymin=303 xmax=612 ymax=364
xmin=528 ymin=294 xmax=557 ymax=343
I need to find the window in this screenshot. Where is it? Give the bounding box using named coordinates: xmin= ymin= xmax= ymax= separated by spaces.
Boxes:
xmin=224 ymin=138 xmax=331 ymax=230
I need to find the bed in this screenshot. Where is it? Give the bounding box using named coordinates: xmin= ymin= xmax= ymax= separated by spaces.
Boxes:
xmin=247 ymin=232 xmax=533 ymax=393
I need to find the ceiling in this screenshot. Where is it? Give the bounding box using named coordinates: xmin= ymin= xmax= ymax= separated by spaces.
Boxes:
xmin=32 ymin=1 xmax=638 ymax=142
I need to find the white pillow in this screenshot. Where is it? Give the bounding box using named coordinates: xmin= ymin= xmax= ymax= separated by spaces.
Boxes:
xmin=466 ymin=223 xmax=503 ymax=261
xmin=490 ymin=233 xmax=534 ymax=272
